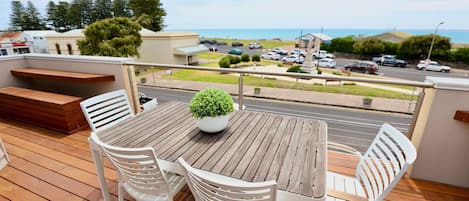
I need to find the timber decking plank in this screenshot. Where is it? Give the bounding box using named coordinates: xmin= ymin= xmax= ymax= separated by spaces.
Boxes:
xmin=0 ymin=166 xmax=84 ymax=201
xmin=11 ymin=68 xmax=115 ymax=83
xmin=0 ymin=178 xmax=47 ymax=201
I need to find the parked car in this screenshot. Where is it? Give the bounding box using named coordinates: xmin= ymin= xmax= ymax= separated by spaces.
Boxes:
xmin=231 ymin=41 xmax=244 ymax=47
xmin=216 ymin=41 xmax=228 ymax=45
xmin=228 ymin=48 xmax=243 ymax=55
xmin=290 ymin=49 xmax=306 ymax=56
xmin=371 ymin=55 xmax=407 ymax=67
xmin=199 ymin=39 xmax=210 ymax=44
xmin=282 ymin=55 xmax=305 ymax=63
xmin=208 ymin=40 xmax=217 ymax=45
xmin=207 ymin=46 xmax=218 ymax=52
xmin=261 ymin=52 xmax=281 ymax=60
xmin=344 ymin=61 xmax=379 ymax=74
xmin=315 ymin=58 xmax=336 ymax=68
xmin=313 ymin=50 xmax=335 ymax=59
xmin=248 ymin=42 xmax=263 ymax=49
xmin=417 ymin=60 xmax=451 ymax=72
xmin=272 ymin=47 xmax=288 ymax=55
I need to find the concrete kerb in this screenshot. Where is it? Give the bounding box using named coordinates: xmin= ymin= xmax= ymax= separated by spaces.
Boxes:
xmin=138 ymin=84 xmax=414 ymax=115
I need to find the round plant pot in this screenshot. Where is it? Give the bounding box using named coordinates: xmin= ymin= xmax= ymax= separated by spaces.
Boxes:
xmin=196 ymin=114 xmax=230 ymax=133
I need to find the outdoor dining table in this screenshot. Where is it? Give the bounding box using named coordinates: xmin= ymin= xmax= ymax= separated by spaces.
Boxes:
xmin=89 ymin=101 xmax=327 ymax=201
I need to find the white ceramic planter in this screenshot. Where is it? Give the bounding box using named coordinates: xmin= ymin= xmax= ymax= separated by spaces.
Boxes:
xmin=196 ymin=114 xmax=230 ymax=133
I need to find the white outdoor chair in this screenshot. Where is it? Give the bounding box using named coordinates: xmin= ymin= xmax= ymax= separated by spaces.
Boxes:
xmin=80 ymin=90 xmax=135 ymax=132
xmin=90 ymin=133 xmax=185 ymax=201
xmin=327 ymin=123 xmax=417 ymax=201
xmin=0 ymin=137 xmax=9 ymax=170
xmin=177 ymin=157 xmax=277 ymax=201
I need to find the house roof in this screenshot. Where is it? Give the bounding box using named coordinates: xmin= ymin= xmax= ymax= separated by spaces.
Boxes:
xmin=0 ymin=32 xmax=23 ymax=43
xmin=296 ymin=33 xmax=332 ymax=41
xmin=23 ymin=30 xmax=58 ymax=37
xmin=174 ymin=45 xmax=209 ymax=56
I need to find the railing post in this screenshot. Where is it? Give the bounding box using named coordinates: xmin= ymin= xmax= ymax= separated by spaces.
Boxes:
xmin=238 ymin=73 xmax=244 ymax=110
xmin=407 ymin=88 xmax=426 ymax=139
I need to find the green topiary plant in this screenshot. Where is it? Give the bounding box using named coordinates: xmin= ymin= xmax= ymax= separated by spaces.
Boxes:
xmin=218 ymin=57 xmax=231 ymax=68
xmin=189 ymin=88 xmax=234 ymax=119
xmin=252 ymin=54 xmax=261 ymax=62
xmin=241 ymin=54 xmax=250 ymax=62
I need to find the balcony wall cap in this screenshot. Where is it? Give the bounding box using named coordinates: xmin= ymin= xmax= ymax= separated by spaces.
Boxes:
xmin=17 ymin=53 xmax=134 ymax=65
xmin=425 ymin=76 xmax=469 ymax=91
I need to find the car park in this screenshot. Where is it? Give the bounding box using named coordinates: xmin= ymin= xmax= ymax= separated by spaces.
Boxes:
xmin=199 ymin=39 xmax=209 ymax=44
xmin=228 ymin=48 xmax=243 ymax=55
xmin=261 ymin=52 xmax=281 ymax=60
xmin=314 ymin=58 xmax=336 ymax=68
xmin=282 ymin=55 xmax=305 ymax=63
xmin=248 ymin=42 xmax=263 ymax=49
xmin=216 ymin=41 xmax=228 ymax=45
xmin=417 ymin=60 xmax=451 ymax=72
xmin=272 ymin=47 xmax=288 ymax=55
xmin=344 ymin=61 xmax=379 ymax=74
xmin=231 ymin=41 xmax=244 ymax=47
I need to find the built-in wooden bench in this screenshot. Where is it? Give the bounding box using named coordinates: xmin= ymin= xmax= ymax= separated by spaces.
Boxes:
xmin=0 ymin=87 xmax=87 ymax=134
xmin=11 ymin=67 xmax=115 ymax=82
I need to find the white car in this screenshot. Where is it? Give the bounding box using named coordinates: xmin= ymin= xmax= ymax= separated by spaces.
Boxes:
xmin=261 ymin=52 xmax=281 ymax=60
xmin=290 ymin=49 xmax=306 ymax=56
xmin=313 ymin=50 xmax=335 ymax=59
xmin=282 ymin=55 xmax=305 ymax=63
xmin=417 ymin=60 xmax=451 ymax=72
xmin=314 ymin=58 xmax=336 ymax=68
xmin=272 ymin=47 xmax=288 ymax=55
xmin=248 ymin=42 xmax=263 ymax=49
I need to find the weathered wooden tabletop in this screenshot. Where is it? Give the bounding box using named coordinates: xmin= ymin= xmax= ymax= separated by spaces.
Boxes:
xmin=97 ymin=101 xmax=327 ymax=198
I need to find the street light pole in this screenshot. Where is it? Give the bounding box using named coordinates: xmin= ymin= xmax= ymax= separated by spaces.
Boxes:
xmin=426 ymin=22 xmax=444 ymax=65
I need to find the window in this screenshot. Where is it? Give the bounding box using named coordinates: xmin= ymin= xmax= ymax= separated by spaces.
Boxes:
xmin=55 ymin=43 xmax=61 ymax=55
xmin=0 ymin=49 xmax=7 ymax=56
xmin=67 ymin=44 xmax=73 ymax=55
xmin=13 ymin=48 xmax=30 ymax=54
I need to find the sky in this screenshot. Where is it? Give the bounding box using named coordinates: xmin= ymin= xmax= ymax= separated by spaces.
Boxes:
xmin=0 ymin=0 xmax=468 ymax=30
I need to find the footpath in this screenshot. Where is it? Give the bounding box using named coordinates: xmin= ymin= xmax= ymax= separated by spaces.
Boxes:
xmin=138 ymin=74 xmax=416 ymax=114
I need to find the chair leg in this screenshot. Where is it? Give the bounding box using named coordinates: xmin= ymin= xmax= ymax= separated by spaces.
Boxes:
xmin=117 ymin=176 xmax=124 ymax=201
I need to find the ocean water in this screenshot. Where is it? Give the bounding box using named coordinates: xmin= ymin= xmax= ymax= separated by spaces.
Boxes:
xmin=166 ymin=28 xmax=469 ymax=44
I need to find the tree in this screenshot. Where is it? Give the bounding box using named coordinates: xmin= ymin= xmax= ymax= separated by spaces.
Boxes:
xmin=353 ymin=39 xmax=385 ymax=57
xmin=129 ymin=0 xmax=166 ymax=31
xmin=452 ymin=48 xmax=469 ymax=64
xmin=46 ymin=1 xmax=58 ymax=29
xmin=23 ymin=1 xmax=46 ymax=30
xmin=67 ymin=0 xmax=84 ymax=29
xmin=93 ymin=0 xmax=113 ymax=21
xmin=113 ymin=0 xmax=131 ymax=17
xmin=77 ymin=17 xmax=143 ymax=57
xmin=55 ymin=1 xmax=71 ymax=32
xmin=323 ymin=36 xmax=356 ymax=53
xmin=10 ymin=1 xmax=25 ymax=30
xmin=398 ymin=35 xmax=451 ymax=60
xmin=80 ymin=0 xmax=95 ymax=25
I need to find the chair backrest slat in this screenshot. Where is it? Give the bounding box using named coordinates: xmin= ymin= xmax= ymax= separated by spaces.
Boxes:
xmin=356 ymin=123 xmax=417 ymax=201
xmin=91 ymin=133 xmax=172 ymax=196
xmin=177 ymin=158 xmax=277 ymax=201
xmin=80 ymin=90 xmax=134 ymax=132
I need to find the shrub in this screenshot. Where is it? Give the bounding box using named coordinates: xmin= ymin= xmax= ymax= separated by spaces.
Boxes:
xmin=342 ymin=82 xmax=357 ymax=86
xmin=277 ymin=63 xmax=284 ymax=67
xmin=228 ymin=55 xmax=236 ymax=64
xmin=332 ymin=71 xmax=342 ymax=76
xmin=453 ymin=48 xmax=469 ymax=64
xmin=189 ymin=88 xmax=234 ymax=119
xmin=353 ymin=38 xmax=385 ymax=57
xmin=241 ymin=54 xmax=250 ymax=62
xmin=252 ymin=54 xmax=261 ymax=62
xmin=317 ymin=69 xmax=322 ymax=75
xmin=218 ymin=57 xmax=231 ymax=68
xmin=383 ymin=41 xmax=399 ymax=55
xmin=286 ymin=65 xmax=307 ymax=73
xmin=325 ymin=36 xmax=356 ymax=53
xmin=233 ymin=56 xmax=241 ymax=64
xmin=398 ymin=34 xmax=451 ymax=60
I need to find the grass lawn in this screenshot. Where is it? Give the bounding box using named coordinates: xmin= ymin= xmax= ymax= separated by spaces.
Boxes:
xmin=201 ymin=59 xmax=280 ymax=68
xmin=199 ymin=52 xmax=226 ymax=60
xmin=163 ymin=70 xmax=415 ymax=100
xmin=204 ymin=38 xmax=295 ymax=49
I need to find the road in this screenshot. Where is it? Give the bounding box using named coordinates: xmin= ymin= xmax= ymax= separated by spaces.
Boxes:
xmin=139 ymin=87 xmax=412 ymax=153
xmin=208 ymin=43 xmax=469 ymax=81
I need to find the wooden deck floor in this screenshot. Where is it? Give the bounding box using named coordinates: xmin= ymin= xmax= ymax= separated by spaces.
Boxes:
xmin=0 ymin=119 xmax=468 ymax=201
